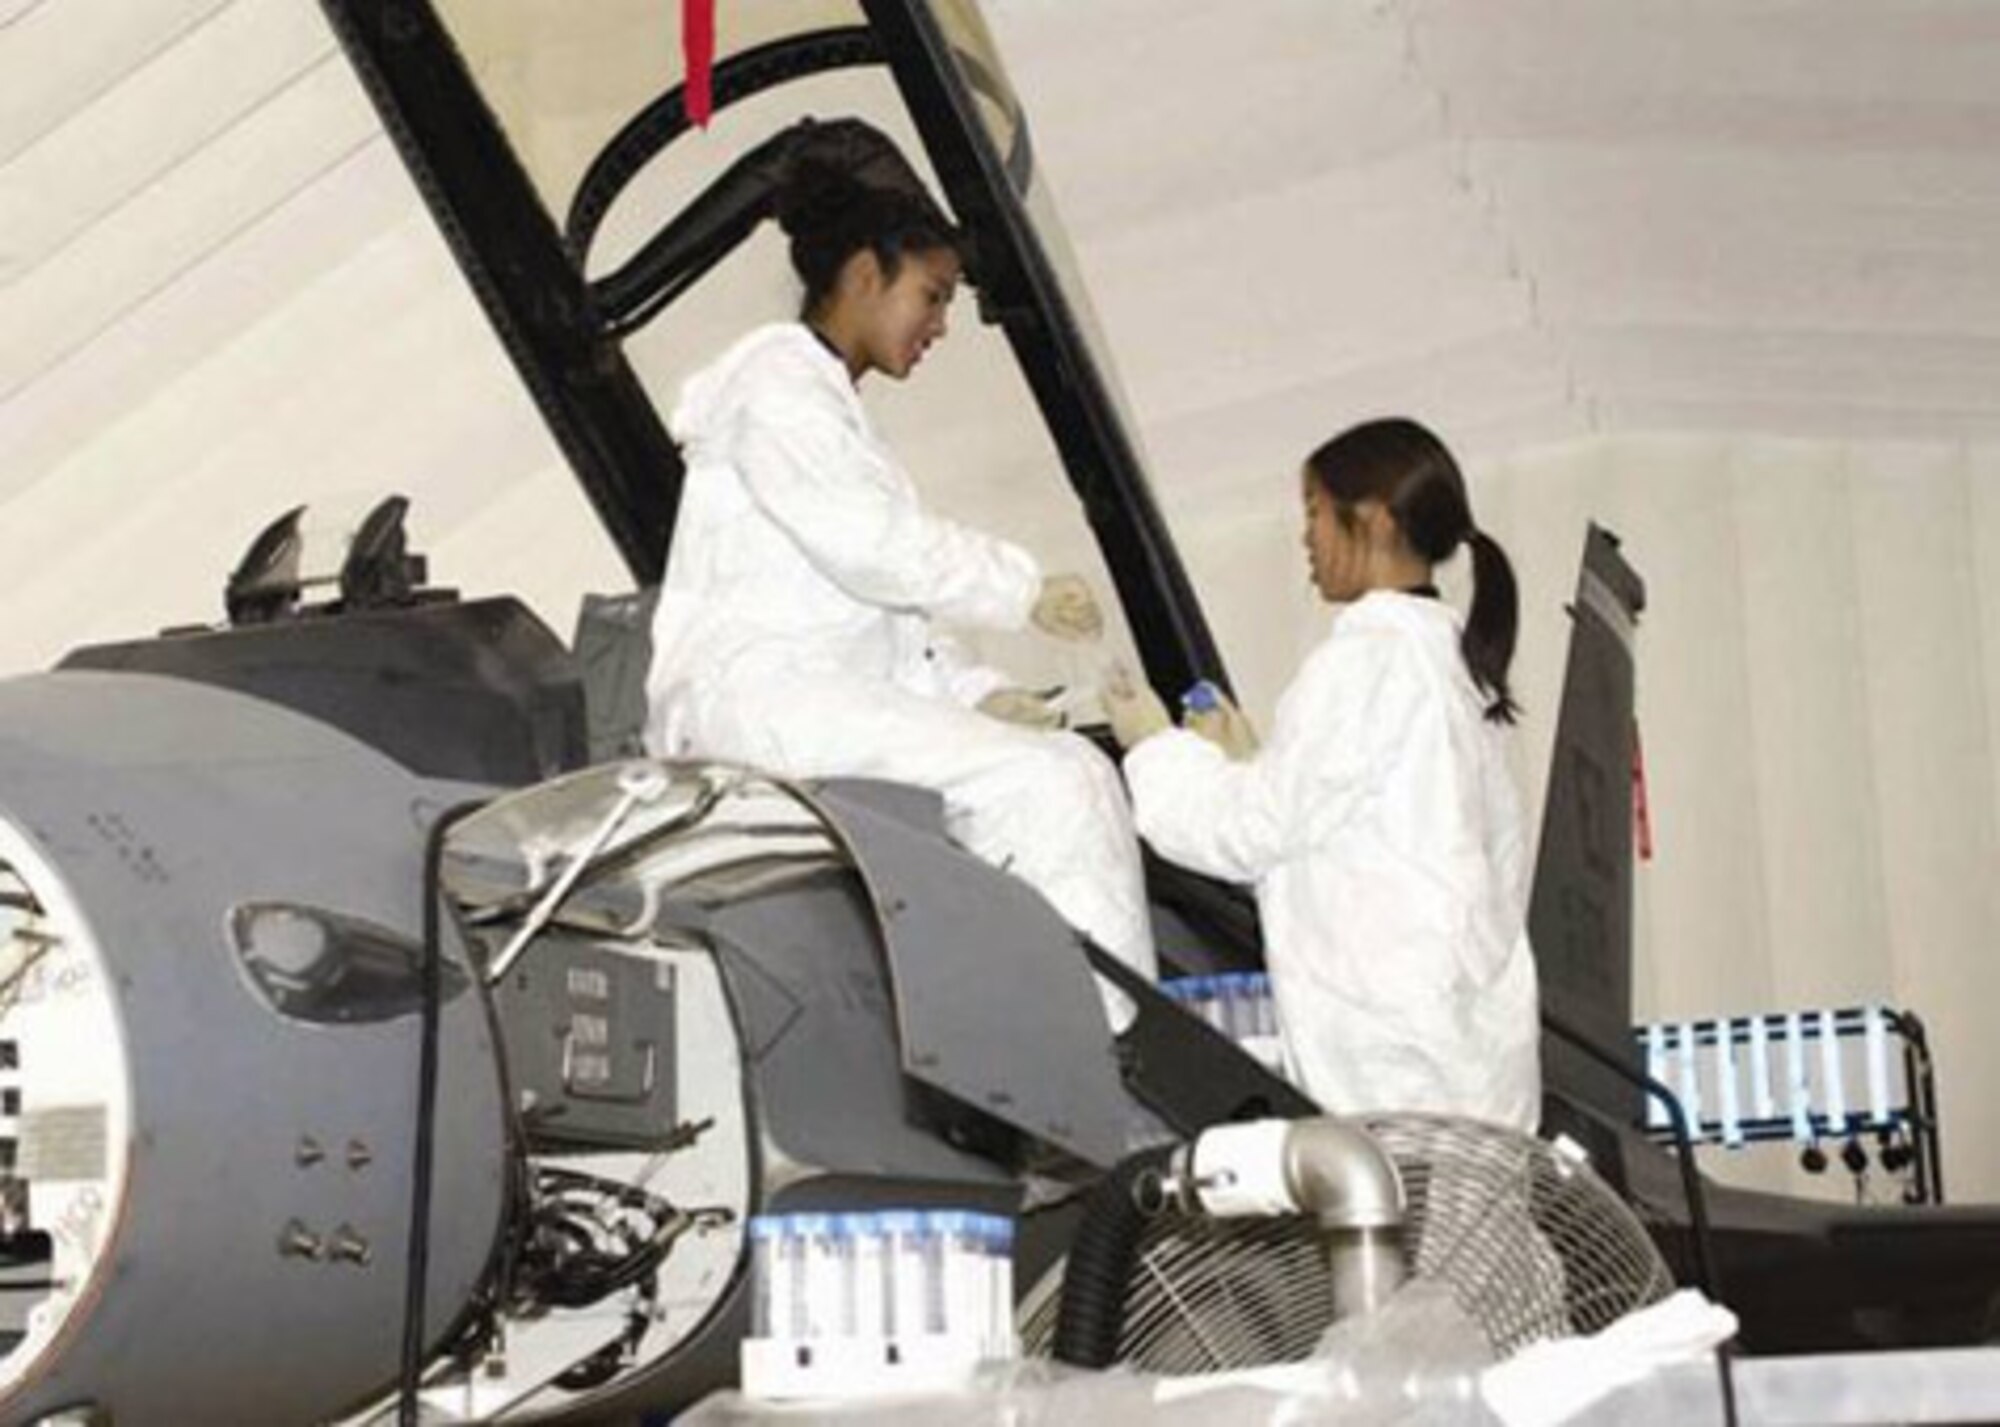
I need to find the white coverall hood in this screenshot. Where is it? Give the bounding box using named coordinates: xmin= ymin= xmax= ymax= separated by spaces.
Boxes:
xmin=1123 ymin=591 xmax=1541 ymax=1130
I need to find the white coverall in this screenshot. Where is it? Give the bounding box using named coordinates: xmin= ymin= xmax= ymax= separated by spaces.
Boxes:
xmin=644 ymin=322 xmax=1156 ymax=989
xmin=1122 ymin=591 xmax=1540 ymax=1129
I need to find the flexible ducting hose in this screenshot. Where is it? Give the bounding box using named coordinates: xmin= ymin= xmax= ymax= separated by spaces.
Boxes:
xmin=1050 ymin=1144 xmax=1175 ymax=1368
xmin=1052 ymin=1118 xmax=1408 ymax=1369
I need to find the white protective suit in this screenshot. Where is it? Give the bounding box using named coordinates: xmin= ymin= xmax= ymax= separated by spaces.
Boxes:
xmin=644 ymin=322 xmax=1156 ymax=989
xmin=1122 ymin=591 xmax=1540 ymax=1129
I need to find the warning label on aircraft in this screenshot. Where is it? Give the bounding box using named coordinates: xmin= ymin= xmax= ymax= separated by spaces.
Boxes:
xmin=19 ymin=1104 xmax=107 ymax=1181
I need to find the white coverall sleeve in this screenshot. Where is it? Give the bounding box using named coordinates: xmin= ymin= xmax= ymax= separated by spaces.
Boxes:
xmin=1122 ymin=639 xmax=1388 ymax=884
xmin=1123 ymin=730 xmax=1290 ymax=884
xmin=731 ymin=380 xmax=1042 ymax=629
xmin=919 ymin=632 xmax=1014 ymax=708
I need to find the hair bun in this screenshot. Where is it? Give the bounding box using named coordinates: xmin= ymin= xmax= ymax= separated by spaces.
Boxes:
xmin=775 ymin=118 xmax=953 ymax=238
xmin=774 ymin=155 xmax=867 ymax=241
xmin=767 ymin=118 xmax=966 ymax=309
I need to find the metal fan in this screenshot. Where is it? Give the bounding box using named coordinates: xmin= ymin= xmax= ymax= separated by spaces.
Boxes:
xmin=1020 ymin=1112 xmax=1674 ymax=1373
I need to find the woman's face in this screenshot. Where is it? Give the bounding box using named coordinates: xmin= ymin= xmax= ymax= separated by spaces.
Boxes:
xmin=850 ymin=245 xmax=961 ymax=380
xmin=1296 ymin=467 xmax=1392 ymax=599
xmin=1301 ymin=469 xmax=1368 ymax=603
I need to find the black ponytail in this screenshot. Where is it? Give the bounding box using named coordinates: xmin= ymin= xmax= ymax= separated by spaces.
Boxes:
xmin=773 ymin=121 xmax=962 ymax=318
xmin=1461 ymin=528 xmax=1520 ymax=724
xmin=1304 ymin=418 xmax=1519 ymax=723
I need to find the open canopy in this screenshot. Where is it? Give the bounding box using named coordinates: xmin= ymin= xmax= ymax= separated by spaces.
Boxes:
xmin=322 ymin=0 xmax=1226 ymax=697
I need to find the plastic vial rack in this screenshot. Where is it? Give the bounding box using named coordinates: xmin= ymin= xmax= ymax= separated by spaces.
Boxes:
xmin=1632 ymin=1004 xmax=1941 ymax=1202
xmin=1161 ymin=971 xmax=1285 ymax=1074
xmin=740 ymin=1208 xmax=1017 ymax=1401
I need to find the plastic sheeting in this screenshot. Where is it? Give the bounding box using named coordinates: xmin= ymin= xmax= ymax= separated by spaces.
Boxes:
xmin=687 ymin=1342 xmax=2000 ymax=1427
xmin=682 ymin=1287 xmax=1765 ymax=1427
xmin=1573 ymin=1346 xmax=2000 ymax=1427
xmin=684 ymin=1284 xmax=1506 ymax=1427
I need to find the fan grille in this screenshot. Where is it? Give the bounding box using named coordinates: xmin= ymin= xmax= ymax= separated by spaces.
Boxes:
xmin=1019 ymin=1113 xmax=1673 ymax=1375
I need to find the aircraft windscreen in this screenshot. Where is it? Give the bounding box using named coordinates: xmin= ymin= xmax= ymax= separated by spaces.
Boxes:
xmin=431 ymin=1 xmax=868 ymax=223
xmin=922 ymin=0 xmax=1142 ymax=439
xmin=424 ymin=0 xmax=1136 ymax=437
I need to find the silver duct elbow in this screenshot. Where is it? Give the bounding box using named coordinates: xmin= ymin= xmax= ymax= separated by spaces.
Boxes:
xmin=1178 ymin=1116 xmax=1409 ymax=1320
xmin=1280 ymin=1116 xmax=1406 ymax=1232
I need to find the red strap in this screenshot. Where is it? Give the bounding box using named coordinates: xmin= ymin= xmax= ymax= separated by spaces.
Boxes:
xmin=1632 ymin=720 xmax=1654 ymax=863
xmin=683 ymin=0 xmax=716 ymax=128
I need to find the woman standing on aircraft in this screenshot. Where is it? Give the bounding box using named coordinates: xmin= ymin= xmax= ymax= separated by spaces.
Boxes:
xmin=1105 ymin=419 xmax=1539 ymax=1127
xmin=644 ymin=151 xmax=1157 ymax=1009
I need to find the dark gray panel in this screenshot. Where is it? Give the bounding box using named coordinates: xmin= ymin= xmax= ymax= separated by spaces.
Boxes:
xmin=810 ymin=786 xmax=1136 ymax=1169
xmin=489 ymin=932 xmax=679 ymax=1149
xmin=701 ymin=869 xmax=1008 ymax=1188
xmin=571 ymin=587 xmax=658 ymax=765
xmin=58 ymin=597 xmax=585 ymax=784
xmin=1527 ymin=525 xmax=1648 ymax=1124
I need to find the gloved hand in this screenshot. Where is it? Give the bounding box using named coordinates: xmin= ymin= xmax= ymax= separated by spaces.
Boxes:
xmin=977 ymin=686 xmax=1063 ymax=729
xmin=1183 ymin=683 xmax=1260 ymax=760
xmin=1102 ymin=662 xmax=1171 ymax=749
xmin=1030 ymin=573 xmax=1104 ymax=642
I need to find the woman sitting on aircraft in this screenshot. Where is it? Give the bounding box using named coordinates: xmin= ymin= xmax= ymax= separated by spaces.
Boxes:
xmin=644 ymin=148 xmax=1156 ymax=1013
xmin=1105 ymin=419 xmax=1540 ymax=1127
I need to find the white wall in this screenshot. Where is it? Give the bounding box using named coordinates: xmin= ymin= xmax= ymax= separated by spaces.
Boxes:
xmin=1481 ymin=434 xmax=2000 ymax=1199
